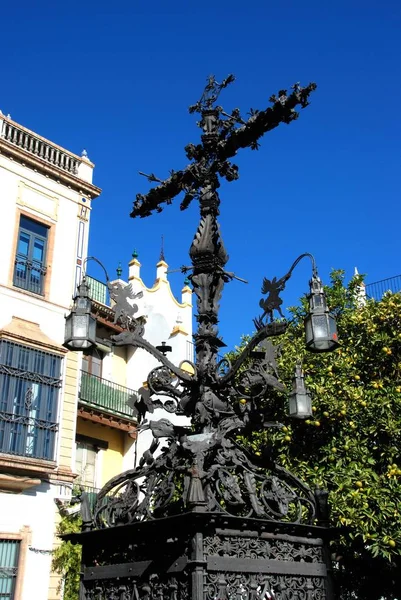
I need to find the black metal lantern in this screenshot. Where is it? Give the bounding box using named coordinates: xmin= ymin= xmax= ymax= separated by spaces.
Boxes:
xmin=288 ymin=362 xmax=312 ymax=419
xmin=64 ymin=278 xmax=96 ymax=350
xmin=305 ymin=274 xmax=339 ymax=353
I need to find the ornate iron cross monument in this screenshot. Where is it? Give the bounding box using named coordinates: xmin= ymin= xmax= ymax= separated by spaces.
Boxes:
xmin=65 ymin=75 xmax=337 ymax=600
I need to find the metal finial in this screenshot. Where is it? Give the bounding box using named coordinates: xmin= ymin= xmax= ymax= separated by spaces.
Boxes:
xmin=116 ymin=262 xmax=122 ymax=278
xmin=160 ymin=235 xmax=165 ymax=262
xmin=132 ymin=249 xmax=139 ymax=259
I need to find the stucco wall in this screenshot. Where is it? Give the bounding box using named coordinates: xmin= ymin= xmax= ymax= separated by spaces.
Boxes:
xmin=0 ymin=482 xmax=63 ymax=600
xmin=76 ymin=420 xmax=125 ymax=488
xmin=0 ymin=139 xmax=98 ymax=600
xmin=111 ymin=346 xmax=128 ymax=387
xmin=120 ymin=260 xmax=193 ymax=469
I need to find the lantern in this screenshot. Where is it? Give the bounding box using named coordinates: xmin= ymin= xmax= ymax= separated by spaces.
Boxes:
xmin=304 ymin=274 xmax=339 ymax=353
xmin=64 ymin=278 xmax=96 ymax=350
xmin=288 ymin=362 xmax=312 ymax=419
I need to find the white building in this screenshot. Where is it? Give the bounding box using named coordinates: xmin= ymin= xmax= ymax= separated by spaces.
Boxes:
xmin=125 ymin=251 xmax=193 ymax=466
xmin=0 ymin=111 xmax=101 ymax=600
xmin=77 ymin=251 xmax=193 ymax=486
xmin=0 ymin=109 xmax=193 ymax=599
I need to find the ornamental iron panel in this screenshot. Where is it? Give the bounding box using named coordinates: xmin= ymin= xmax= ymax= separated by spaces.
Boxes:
xmin=77 ymin=515 xmax=334 ymax=600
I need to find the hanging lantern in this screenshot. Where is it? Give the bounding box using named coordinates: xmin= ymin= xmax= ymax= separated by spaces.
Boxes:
xmin=304 ymin=274 xmax=339 ymax=353
xmin=64 ymin=278 xmax=96 ymax=350
xmin=288 ymin=362 xmax=312 ymax=419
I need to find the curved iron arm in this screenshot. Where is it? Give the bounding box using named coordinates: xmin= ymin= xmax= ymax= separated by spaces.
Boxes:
xmin=216 ymin=321 xmax=287 ymax=388
xmin=111 ymin=331 xmax=197 ymax=385
xmin=285 ymin=253 xmax=317 ymax=280
xmin=82 ymin=256 xmax=111 ymax=283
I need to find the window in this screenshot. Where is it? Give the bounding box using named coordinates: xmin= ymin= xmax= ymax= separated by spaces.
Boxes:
xmin=13 ymin=215 xmax=49 ymax=295
xmin=0 ymin=539 xmax=20 ymax=599
xmin=75 ymin=441 xmax=98 ymax=488
xmin=0 ymin=341 xmax=61 ymax=460
xmin=82 ymin=348 xmax=104 ymax=378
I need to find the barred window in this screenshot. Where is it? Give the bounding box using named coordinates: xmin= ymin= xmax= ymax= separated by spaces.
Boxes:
xmin=0 ymin=341 xmax=62 ymax=461
xmin=0 ymin=539 xmax=20 ymax=599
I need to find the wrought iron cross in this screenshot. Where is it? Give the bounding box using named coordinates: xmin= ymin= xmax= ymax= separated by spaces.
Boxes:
xmin=87 ymin=76 xmax=325 ymax=531
xmin=131 ymin=75 xmax=317 ymax=373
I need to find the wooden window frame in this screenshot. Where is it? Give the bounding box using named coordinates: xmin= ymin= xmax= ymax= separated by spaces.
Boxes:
xmin=8 ymin=209 xmax=56 ymax=301
xmin=82 ymin=348 xmax=104 ymax=378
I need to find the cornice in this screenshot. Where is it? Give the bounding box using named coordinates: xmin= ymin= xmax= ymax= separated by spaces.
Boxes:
xmin=0 ymin=137 xmax=101 ymax=199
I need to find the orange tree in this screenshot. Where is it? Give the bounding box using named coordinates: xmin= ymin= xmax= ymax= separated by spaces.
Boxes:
xmin=228 ymin=271 xmax=401 ymax=599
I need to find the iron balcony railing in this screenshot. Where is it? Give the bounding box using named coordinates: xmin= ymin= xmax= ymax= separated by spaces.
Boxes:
xmin=79 ymin=371 xmax=139 ymax=419
xmin=74 ymin=484 xmax=101 ymax=514
xmin=73 ymin=484 xmax=120 ymax=519
xmin=0 ymin=118 xmax=80 ymax=175
xmin=86 ymin=275 xmax=110 ymax=306
xmin=13 ymin=255 xmax=47 ymax=295
xmin=365 ymin=275 xmax=401 ymax=301
xmin=186 ymin=340 xmax=195 ymax=363
xmin=0 ymin=411 xmax=58 ymax=460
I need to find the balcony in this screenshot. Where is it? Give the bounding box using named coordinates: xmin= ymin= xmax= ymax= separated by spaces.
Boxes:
xmin=365 ymin=275 xmax=401 ymax=302
xmin=0 ymin=118 xmax=79 ymax=175
xmin=73 ymin=484 xmax=120 ymax=519
xmin=79 ymin=371 xmax=138 ymax=420
xmin=74 ymin=484 xmax=101 ymax=514
xmin=13 ymin=255 xmax=47 ymax=295
xmin=86 ymin=275 xmax=110 ymax=306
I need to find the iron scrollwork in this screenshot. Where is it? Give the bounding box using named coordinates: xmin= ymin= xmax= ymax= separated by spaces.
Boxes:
xmin=87 ymin=76 xmax=326 ymax=546
xmin=88 ymin=77 xmax=322 ymax=530
xmin=84 ymin=576 xmax=189 ymax=600
xmin=71 ymin=75 xmax=338 ymax=600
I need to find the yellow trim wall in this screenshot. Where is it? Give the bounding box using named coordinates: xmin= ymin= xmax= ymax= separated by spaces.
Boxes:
xmin=76 ymin=419 xmax=125 ymax=487
xmin=112 ymin=346 xmax=128 ymax=387
xmin=58 ymin=351 xmax=79 ymax=473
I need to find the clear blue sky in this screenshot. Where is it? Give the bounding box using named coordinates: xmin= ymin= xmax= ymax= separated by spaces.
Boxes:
xmin=2 ymin=0 xmax=400 ymax=350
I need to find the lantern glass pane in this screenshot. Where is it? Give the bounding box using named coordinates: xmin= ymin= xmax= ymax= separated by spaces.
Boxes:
xmin=65 ymin=315 xmax=72 ymax=340
xmin=77 ymin=297 xmax=91 ymax=311
xmin=313 ymin=295 xmax=323 ymax=308
xmin=296 ymin=392 xmax=312 ymax=417
xmin=88 ymin=315 xmax=96 ymax=343
xmin=73 ymin=314 xmax=89 ymax=338
xmin=329 ymin=314 xmax=337 ymax=336
xmin=72 ymin=339 xmax=91 ymax=349
xmin=288 ymin=394 xmax=296 ymax=416
xmin=312 ymin=315 xmax=329 ymax=339
xmin=305 ymin=316 xmax=313 ymax=344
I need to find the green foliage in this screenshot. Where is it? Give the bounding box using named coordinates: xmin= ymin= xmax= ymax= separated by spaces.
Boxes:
xmin=229 ymin=271 xmax=401 ymax=599
xmin=51 ymin=513 xmax=82 ymax=600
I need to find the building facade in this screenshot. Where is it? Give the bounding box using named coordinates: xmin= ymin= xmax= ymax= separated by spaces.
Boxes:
xmin=0 ymin=111 xmax=101 ymax=599
xmin=0 ymin=110 xmax=193 ymax=599
xmin=77 ymin=253 xmax=193 ymax=499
